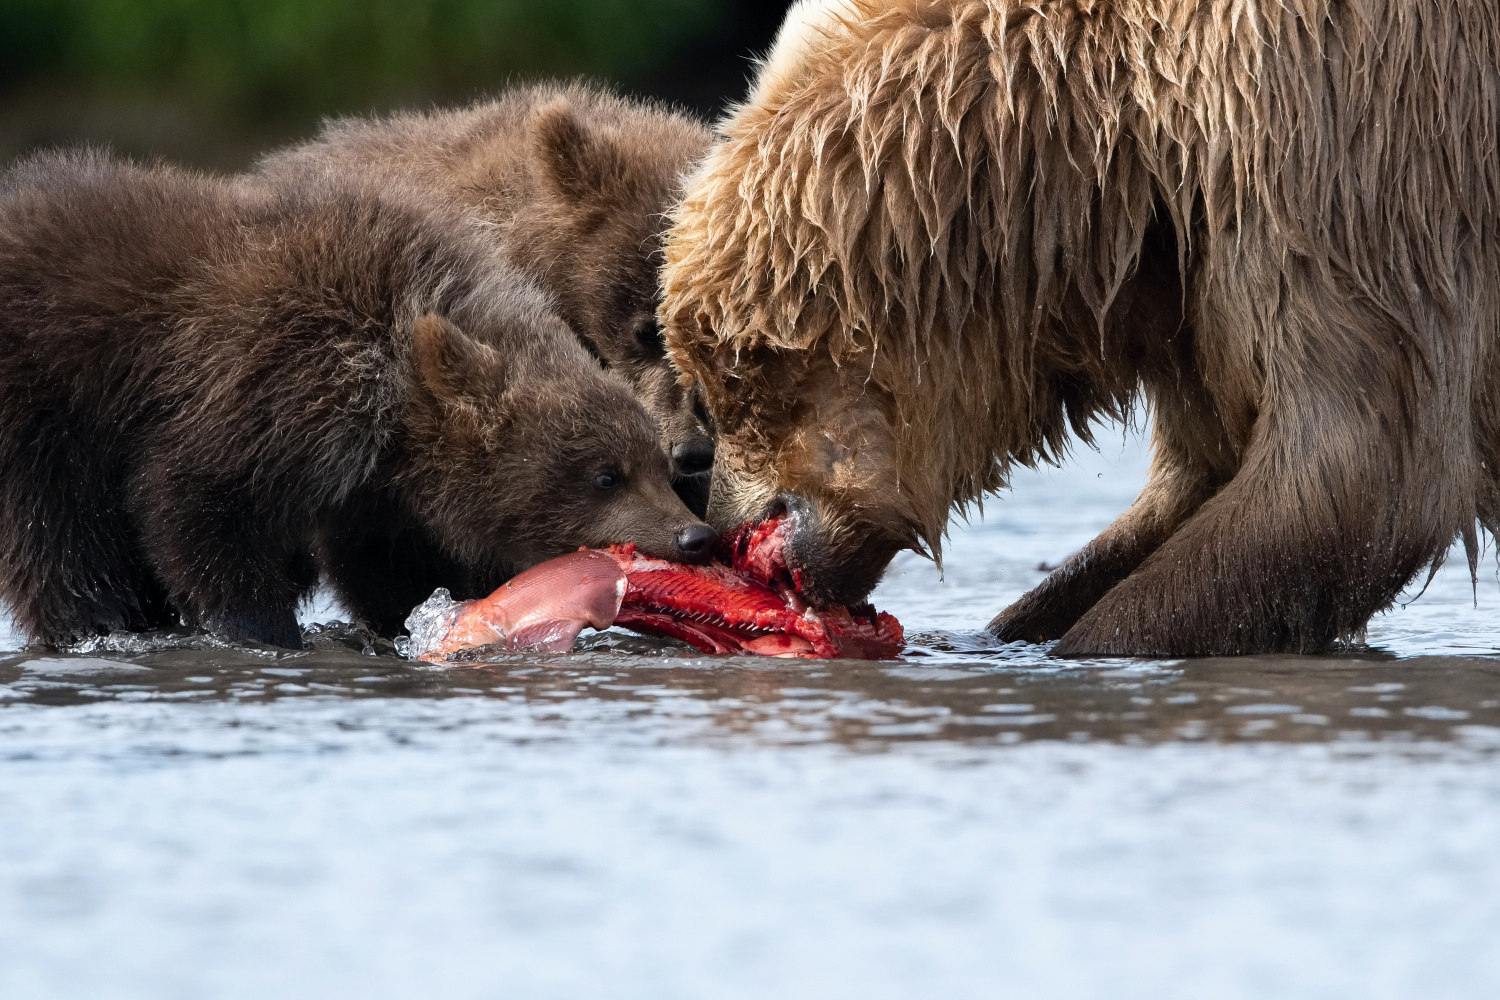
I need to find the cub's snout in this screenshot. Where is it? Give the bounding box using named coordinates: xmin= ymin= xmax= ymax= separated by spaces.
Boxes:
xmin=672 ymin=523 xmax=719 ymax=564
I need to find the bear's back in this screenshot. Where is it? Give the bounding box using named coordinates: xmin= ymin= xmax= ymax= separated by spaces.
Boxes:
xmin=0 ymin=151 xmax=509 ymax=446
xmin=0 ymin=152 xmax=237 ymax=341
xmin=256 ymin=84 xmax=706 ymax=227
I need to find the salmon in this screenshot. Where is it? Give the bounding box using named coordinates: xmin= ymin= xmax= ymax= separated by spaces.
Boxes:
xmin=405 ymin=520 xmax=904 ymax=661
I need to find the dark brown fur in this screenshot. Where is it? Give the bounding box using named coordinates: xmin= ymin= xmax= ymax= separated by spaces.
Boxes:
xmin=661 ymin=0 xmax=1500 ymax=656
xmin=258 ymin=84 xmax=718 ymax=513
xmin=0 ymin=150 xmax=712 ymax=649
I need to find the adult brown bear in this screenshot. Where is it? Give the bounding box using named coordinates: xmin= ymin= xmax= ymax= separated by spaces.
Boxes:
xmin=660 ymin=0 xmax=1500 ymax=656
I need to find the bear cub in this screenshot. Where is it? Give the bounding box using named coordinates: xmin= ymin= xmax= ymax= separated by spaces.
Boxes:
xmin=257 ymin=84 xmax=718 ymax=514
xmin=0 ymin=151 xmax=716 ymax=649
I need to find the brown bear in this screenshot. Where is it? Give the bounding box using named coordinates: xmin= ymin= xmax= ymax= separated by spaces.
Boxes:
xmin=659 ymin=0 xmax=1500 ymax=657
xmin=257 ymin=83 xmax=718 ymax=514
xmin=0 ymin=150 xmax=717 ymax=650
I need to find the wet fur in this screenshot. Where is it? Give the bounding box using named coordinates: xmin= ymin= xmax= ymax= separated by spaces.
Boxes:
xmin=661 ymin=0 xmax=1500 ymax=656
xmin=0 ymin=151 xmax=701 ymax=648
xmin=258 ymin=84 xmax=718 ymax=512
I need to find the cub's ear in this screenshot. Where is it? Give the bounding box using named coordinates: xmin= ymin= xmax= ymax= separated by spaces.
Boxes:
xmin=413 ymin=314 xmax=505 ymax=404
xmin=528 ymin=98 xmax=625 ymax=204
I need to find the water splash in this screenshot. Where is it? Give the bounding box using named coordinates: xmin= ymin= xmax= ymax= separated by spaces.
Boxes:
xmin=69 ymin=628 xmax=271 ymax=657
xmin=396 ymin=588 xmax=464 ymax=660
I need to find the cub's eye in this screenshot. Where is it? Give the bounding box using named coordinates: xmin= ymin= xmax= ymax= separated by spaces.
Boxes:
xmin=633 ymin=316 xmax=664 ymax=353
xmin=593 ymin=469 xmax=624 ymax=492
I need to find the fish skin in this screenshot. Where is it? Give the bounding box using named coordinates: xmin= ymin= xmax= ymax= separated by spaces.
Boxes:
xmin=418 ymin=550 xmax=625 ymax=660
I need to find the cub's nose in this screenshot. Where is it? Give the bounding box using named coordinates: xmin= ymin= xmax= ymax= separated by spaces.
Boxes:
xmin=670 ymin=437 xmax=715 ymax=478
xmin=673 ymin=523 xmax=719 ymax=564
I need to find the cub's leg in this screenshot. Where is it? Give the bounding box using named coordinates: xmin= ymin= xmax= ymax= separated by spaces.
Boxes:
xmin=0 ymin=414 xmax=176 ymax=646
xmin=0 ymin=504 xmax=176 ymax=646
xmin=132 ymin=466 xmax=316 ymax=649
xmin=315 ymin=493 xmax=479 ymax=637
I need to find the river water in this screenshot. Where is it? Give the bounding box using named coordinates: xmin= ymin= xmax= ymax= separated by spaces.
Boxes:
xmin=3 ymin=426 xmax=1499 ymax=999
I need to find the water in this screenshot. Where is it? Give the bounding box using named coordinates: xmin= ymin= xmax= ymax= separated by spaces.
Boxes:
xmin=4 ymin=426 xmax=1500 ymax=999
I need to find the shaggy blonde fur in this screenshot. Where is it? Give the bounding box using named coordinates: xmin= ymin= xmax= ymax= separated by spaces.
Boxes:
xmin=661 ymin=0 xmax=1500 ymax=655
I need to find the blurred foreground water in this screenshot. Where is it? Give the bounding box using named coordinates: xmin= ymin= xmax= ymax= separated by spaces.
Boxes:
xmin=3 ymin=425 xmax=1500 ymax=999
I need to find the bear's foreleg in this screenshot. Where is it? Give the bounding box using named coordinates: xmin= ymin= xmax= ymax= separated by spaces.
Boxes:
xmin=1050 ymin=223 xmax=1483 ymax=657
xmin=988 ymin=464 xmax=1215 ymax=644
xmin=1051 ymin=404 xmax=1461 ymax=657
xmin=989 ymin=406 xmax=1226 ymax=642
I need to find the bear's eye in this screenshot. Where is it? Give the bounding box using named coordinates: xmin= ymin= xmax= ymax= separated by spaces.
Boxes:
xmin=633 ymin=316 xmax=664 ymax=354
xmin=593 ymin=468 xmax=624 ymax=492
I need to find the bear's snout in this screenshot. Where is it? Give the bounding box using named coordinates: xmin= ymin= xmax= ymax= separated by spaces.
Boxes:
xmin=672 ymin=523 xmax=719 ymax=565
xmin=670 ymin=437 xmax=715 ymax=478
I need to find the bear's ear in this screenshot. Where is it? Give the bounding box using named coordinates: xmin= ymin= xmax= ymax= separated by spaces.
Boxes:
xmin=413 ymin=314 xmax=505 ymax=405
xmin=528 ymin=98 xmax=625 ymax=205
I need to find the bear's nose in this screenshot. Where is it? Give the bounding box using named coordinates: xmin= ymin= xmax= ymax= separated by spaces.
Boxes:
xmin=671 ymin=438 xmax=715 ymax=478
xmin=673 ymin=523 xmax=719 ymax=564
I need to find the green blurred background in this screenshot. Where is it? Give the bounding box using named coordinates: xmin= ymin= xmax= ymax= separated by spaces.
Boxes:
xmin=0 ymin=0 xmax=793 ymax=169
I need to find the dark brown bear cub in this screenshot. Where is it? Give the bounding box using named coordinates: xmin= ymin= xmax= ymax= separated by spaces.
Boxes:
xmin=0 ymin=150 xmax=716 ymax=649
xmin=257 ymin=84 xmax=717 ymax=513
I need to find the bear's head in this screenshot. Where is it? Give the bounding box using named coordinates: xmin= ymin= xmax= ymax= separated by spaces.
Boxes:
xmin=405 ymin=314 xmax=718 ymax=575
xmin=510 ymin=95 xmax=717 ymax=508
xmin=657 ymin=1 xmax=1028 ymax=608
xmin=658 ymin=314 xmax=948 ymax=610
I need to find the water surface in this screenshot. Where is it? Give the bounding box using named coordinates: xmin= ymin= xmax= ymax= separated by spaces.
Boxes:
xmin=3 ymin=427 xmax=1499 ymax=999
